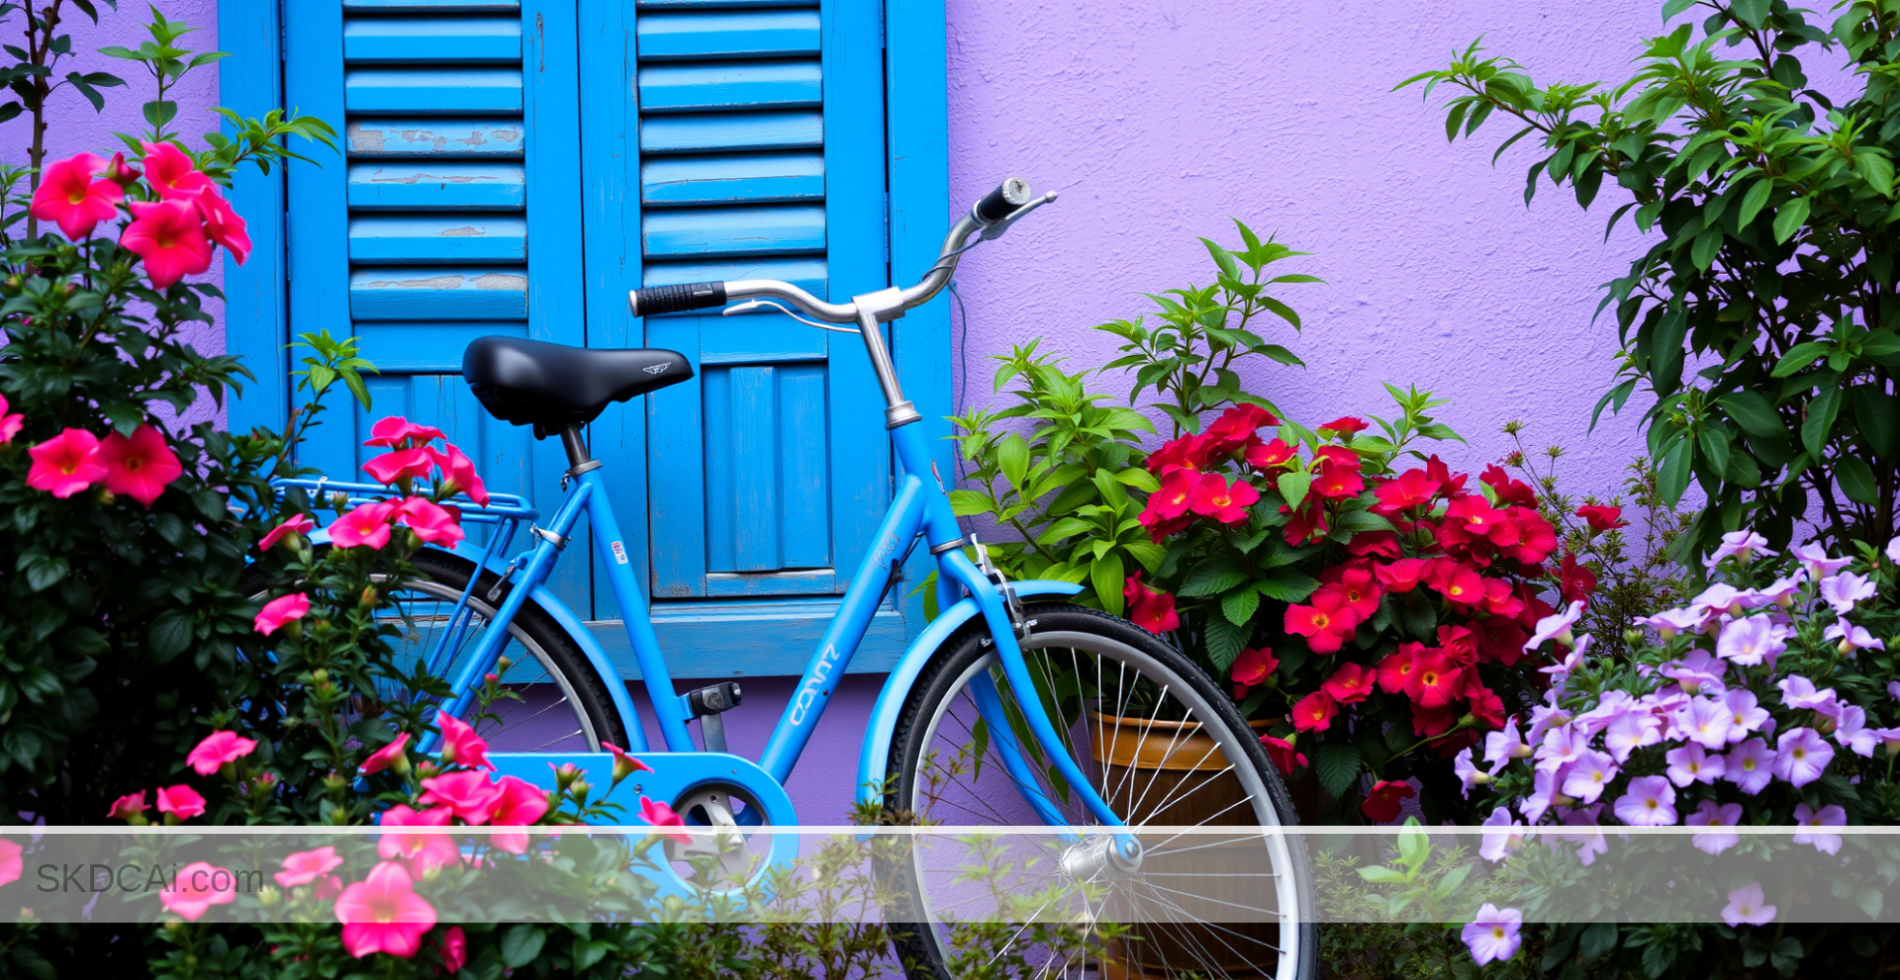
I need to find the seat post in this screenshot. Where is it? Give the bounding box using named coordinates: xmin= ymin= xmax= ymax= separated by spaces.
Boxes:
xmin=558 ymin=425 xmax=593 ymax=470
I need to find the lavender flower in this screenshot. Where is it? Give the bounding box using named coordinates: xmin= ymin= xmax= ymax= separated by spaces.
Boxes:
xmin=1452 ymin=747 xmax=1490 ymax=797
xmin=1887 ymin=535 xmax=1900 ymax=564
xmin=1535 ymin=725 xmax=1585 ymax=773
xmin=1658 ymin=649 xmax=1727 ymax=694
xmin=1560 ymin=749 xmax=1618 ymax=804
xmin=1479 ymin=807 xmax=1523 ymax=863
xmin=1889 ymin=680 xmax=1900 ymax=703
xmin=1721 ymin=689 xmax=1770 ymax=742
xmin=1723 ymin=882 xmax=1776 ymax=927
xmin=1482 ymin=720 xmax=1529 ymax=773
xmin=1834 ymin=705 xmax=1878 ymax=758
xmin=1706 ymin=530 xmax=1775 ymax=568
xmin=1613 ymin=775 xmax=1678 ymax=826
xmin=1820 ymin=570 xmax=1875 ymax=615
xmin=1777 ymin=674 xmax=1840 ymax=715
xmin=1793 ymin=542 xmax=1852 ymax=580
xmin=1691 ymin=583 xmax=1751 ymax=620
xmin=1753 ymin=573 xmax=1805 ymax=608
xmin=1725 ymin=738 xmax=1777 ymax=795
xmin=1824 ymin=618 xmax=1884 ymax=655
xmin=1664 ymin=743 xmax=1726 ymax=787
xmin=1792 ymin=803 xmax=1846 ymax=855
xmin=1674 ymin=697 xmax=1734 ymax=750
xmin=1603 ymin=711 xmax=1663 ymax=764
xmin=1519 ymin=767 xmax=1560 ymax=825
xmin=1559 ymin=806 xmax=1608 ymax=865
xmin=1461 ymin=904 xmax=1523 ymax=965
xmin=1773 ymin=727 xmax=1834 ymax=788
xmin=1524 ymin=600 xmax=1585 ymax=652
xmin=1716 ymin=616 xmax=1787 ymax=667
xmin=1635 ymin=606 xmax=1708 ymax=639
xmin=1685 ymin=800 xmax=1742 ymax=856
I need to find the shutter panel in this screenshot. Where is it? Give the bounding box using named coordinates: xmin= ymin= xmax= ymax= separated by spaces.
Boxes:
xmin=285 ymin=0 xmax=590 ymax=610
xmin=627 ymin=0 xmax=892 ymax=602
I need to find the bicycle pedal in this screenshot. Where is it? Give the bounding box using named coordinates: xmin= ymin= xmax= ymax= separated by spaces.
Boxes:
xmin=686 ymin=683 xmax=742 ymax=754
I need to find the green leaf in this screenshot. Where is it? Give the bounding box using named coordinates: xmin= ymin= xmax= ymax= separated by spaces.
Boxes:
xmin=1092 ymin=551 xmax=1126 ymax=616
xmin=1731 ymin=0 xmax=1771 ymax=27
xmin=1657 ymin=437 xmax=1694 ymax=507
xmin=1255 ymin=569 xmax=1321 ymax=603
xmin=149 ymin=609 xmax=193 ymax=664
xmin=1661 ymin=0 xmax=1697 ymax=17
xmin=1221 ymin=587 xmax=1261 ymax=627
xmin=1737 ymin=176 xmax=1774 ymax=227
xmin=500 ymin=925 xmax=546 ymax=968
xmin=1771 ymin=341 xmax=1830 ymax=377
xmin=1857 ymin=885 xmax=1884 ymax=919
xmin=1721 ymin=391 xmax=1785 ymax=438
xmin=1838 ymin=456 xmax=1879 ymax=505
xmin=1313 ymin=742 xmax=1362 ymax=801
xmin=996 ymin=433 xmax=1030 ymax=490
xmin=1697 ymin=427 xmax=1731 ymax=481
xmin=1772 ymin=196 xmax=1811 ymax=245
xmin=1859 ymin=151 xmax=1896 ymax=198
xmin=1803 ymin=386 xmax=1842 ymax=458
xmin=1278 ymin=470 xmax=1312 ymax=511
xmin=1356 ymin=865 xmax=1407 ymax=885
xmin=1180 ymin=555 xmax=1250 ymax=597
xmin=1204 ymin=615 xmax=1251 ymax=671
xmin=947 ymin=489 xmax=996 ymax=517
xmin=1578 ymin=922 xmax=1619 ymax=964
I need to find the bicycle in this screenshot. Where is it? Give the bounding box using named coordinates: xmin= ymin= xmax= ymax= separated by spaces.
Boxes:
xmin=281 ymin=178 xmax=1318 ymax=980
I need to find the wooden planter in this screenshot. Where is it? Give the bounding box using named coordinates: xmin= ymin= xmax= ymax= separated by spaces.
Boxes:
xmin=1087 ymin=713 xmax=1283 ymax=980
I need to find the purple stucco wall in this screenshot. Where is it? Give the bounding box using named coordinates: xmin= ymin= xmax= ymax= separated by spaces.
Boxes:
xmin=30 ymin=0 xmax=1679 ymax=822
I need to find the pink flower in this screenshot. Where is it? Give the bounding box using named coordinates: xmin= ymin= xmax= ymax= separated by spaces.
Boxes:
xmin=155 ymin=784 xmax=206 ymax=822
xmin=331 ymin=500 xmax=398 ymax=550
xmin=0 ymin=393 xmax=21 ymax=445
xmin=275 ymin=846 xmax=344 ymax=888
xmin=259 ymin=513 xmax=315 ymax=552
xmin=359 ymin=732 xmax=411 ymax=776
xmin=427 ymin=443 xmax=489 ymax=505
xmin=1821 ymin=571 xmax=1876 ymax=615
xmin=100 ymin=424 xmax=183 ymax=507
xmin=1792 ymin=802 xmax=1846 ymax=856
xmin=253 ymin=593 xmax=310 ymax=636
xmin=1673 ymin=697 xmax=1733 ymax=751
xmin=362 ymin=447 xmax=436 ymax=486
xmin=1705 ymin=529 xmax=1774 ymax=568
xmin=186 ymin=185 xmax=250 ymax=264
xmin=363 ymin=416 xmax=447 ymax=449
xmin=1715 ymin=616 xmax=1786 ymax=666
xmin=29 ymin=153 xmax=122 ymax=240
xmin=120 ymin=199 xmax=213 ymax=288
xmin=1612 ymin=775 xmax=1677 ymax=826
xmin=107 ymin=791 xmax=149 ymax=820
xmin=1559 ymin=750 xmax=1617 ymax=804
xmin=186 ymin=730 xmax=258 ymax=776
xmin=397 ymin=496 xmax=464 ymax=547
xmin=1773 ymin=727 xmax=1833 ymax=788
xmin=418 ymin=770 xmax=503 ymax=825
xmin=141 ymin=141 xmax=213 ymax=200
xmin=639 ymin=796 xmax=693 ymax=846
xmin=435 ymin=710 xmax=493 ymax=770
xmin=1461 ymin=903 xmax=1522 ymax=966
xmin=26 ymin=428 xmax=106 ymax=498
xmin=1724 ymin=738 xmax=1776 ymax=795
xmin=1686 ymin=800 xmax=1743 ymax=856
xmin=436 ymin=926 xmax=467 ymax=974
xmin=1722 ymin=881 xmax=1776 ymax=927
xmin=159 ymin=862 xmax=236 ymax=922
xmin=335 ymin=862 xmax=438 ymax=959
xmin=0 ymin=838 xmax=20 ymax=888
xmin=487 ymin=776 xmax=551 ymax=854
xmin=376 ymin=805 xmax=459 ymax=873
xmin=1663 ymin=743 xmax=1725 ymax=787
xmin=602 ymin=741 xmax=654 ymax=787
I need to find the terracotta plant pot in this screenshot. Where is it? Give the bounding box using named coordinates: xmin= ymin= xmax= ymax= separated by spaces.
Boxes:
xmin=1087 ymin=713 xmax=1284 ymax=980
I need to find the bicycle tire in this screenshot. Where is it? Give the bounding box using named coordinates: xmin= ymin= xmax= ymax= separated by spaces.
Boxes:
xmin=880 ymin=603 xmax=1319 ymax=980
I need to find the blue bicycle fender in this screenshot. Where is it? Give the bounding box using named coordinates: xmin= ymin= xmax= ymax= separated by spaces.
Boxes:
xmin=310 ymin=534 xmax=650 ymax=754
xmin=854 ymin=581 xmax=1083 ymax=811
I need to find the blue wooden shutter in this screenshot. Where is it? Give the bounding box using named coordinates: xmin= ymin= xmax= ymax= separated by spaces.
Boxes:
xmin=593 ymin=0 xmax=891 ymax=605
xmin=282 ymin=0 xmax=591 ymax=609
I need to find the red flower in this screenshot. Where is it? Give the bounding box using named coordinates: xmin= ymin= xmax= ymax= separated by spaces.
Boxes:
xmin=186 ymin=185 xmax=250 ymax=265
xmin=1321 ymin=662 xmax=1376 ymax=704
xmin=1122 ymin=572 xmax=1180 ymax=634
xmin=1480 ymin=464 xmax=1537 ymax=507
xmin=1480 ymin=578 xmax=1524 ymax=619
xmin=1404 ymin=651 xmax=1462 ymax=709
xmin=1504 ymin=510 xmax=1558 ymax=565
xmin=1372 ymin=469 xmax=1440 ymax=515
xmin=29 ymin=152 xmax=122 ymax=240
xmin=1140 ymin=468 xmax=1198 ymax=539
xmin=1436 ymin=624 xmax=1480 ymax=665
xmin=1376 ymin=645 xmax=1420 ymax=694
xmin=1145 ymin=434 xmax=1211 ymax=477
xmin=427 ymin=443 xmax=490 ymax=506
xmin=1424 ymin=455 xmax=1467 ymax=494
xmin=1576 ymin=504 xmax=1627 ymax=532
xmin=1557 ymin=551 xmax=1597 ymax=604
xmin=1361 ymin=780 xmax=1417 ymax=823
xmin=1314 ymin=445 xmax=1360 ymax=470
xmin=1347 ymin=530 xmax=1401 ymax=558
xmin=1469 ymin=687 xmax=1505 ymax=728
xmin=1189 ymin=472 xmax=1260 ymax=524
xmin=1444 ymin=495 xmax=1505 ymax=535
xmin=1410 ymin=702 xmax=1458 ymax=737
xmin=331 ymin=501 xmax=398 ymax=550
xmin=364 ymin=416 xmax=448 ymax=449
xmin=26 ymin=428 xmax=106 ymax=498
xmin=397 ymin=497 xmax=465 ymax=547
xmin=1282 ymin=499 xmax=1330 ymax=545
xmin=1318 ymin=417 xmax=1368 ymax=436
xmin=1260 ymin=735 xmax=1307 ymax=777
xmin=1476 ymin=616 xmax=1529 ymax=667
xmin=363 ymin=447 xmax=436 ymax=486
xmin=1323 ymin=564 xmax=1383 ymax=619
xmin=1375 ymin=558 xmax=1429 ymax=593
xmin=1311 ymin=458 xmax=1364 ymax=500
xmin=1246 ymin=437 xmax=1298 ymax=469
xmin=120 ymin=198 xmax=213 ymax=288
xmin=141 ymin=141 xmax=213 ymax=200
xmin=1203 ymin=403 xmax=1278 ymax=454
xmin=101 ymin=424 xmax=183 ymax=508
xmin=1230 ymin=646 xmax=1279 ymax=698
xmin=1285 ymin=588 xmax=1360 ymax=654
xmin=1425 ymin=559 xmax=1484 ymax=608
xmin=1291 ymin=691 xmax=1338 ymax=732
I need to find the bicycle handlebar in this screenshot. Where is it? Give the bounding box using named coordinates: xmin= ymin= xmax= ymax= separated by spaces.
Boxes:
xmin=628 ymin=177 xmax=1050 ymax=324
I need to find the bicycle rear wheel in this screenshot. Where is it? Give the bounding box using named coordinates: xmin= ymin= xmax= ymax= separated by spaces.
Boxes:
xmin=881 ymin=604 xmax=1317 ymax=980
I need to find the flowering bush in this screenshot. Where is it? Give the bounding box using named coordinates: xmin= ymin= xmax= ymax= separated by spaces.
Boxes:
xmin=1459 ymin=532 xmax=1900 ymax=973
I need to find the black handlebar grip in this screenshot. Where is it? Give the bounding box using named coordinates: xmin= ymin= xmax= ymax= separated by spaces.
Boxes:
xmin=974 ymin=177 xmax=1033 ymax=224
xmin=629 ymin=281 xmax=727 ymax=317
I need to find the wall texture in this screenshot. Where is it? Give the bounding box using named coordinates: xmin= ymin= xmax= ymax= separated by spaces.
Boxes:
xmin=21 ymin=0 xmax=1686 ymax=821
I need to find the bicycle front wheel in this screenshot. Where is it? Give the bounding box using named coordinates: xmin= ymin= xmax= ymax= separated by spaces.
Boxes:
xmin=882 ymin=604 xmax=1317 ymax=980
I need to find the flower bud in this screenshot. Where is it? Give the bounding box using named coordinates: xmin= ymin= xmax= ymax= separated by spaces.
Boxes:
xmin=257 ymin=886 xmax=281 ymax=908
xmin=1511 ymin=743 xmax=1532 ymax=759
xmin=96 ymin=488 xmax=115 ymax=506
xmin=416 ymin=761 xmax=439 ymax=780
xmin=484 ymin=672 xmax=499 ymax=686
xmin=359 ymin=585 xmax=378 ymax=609
xmin=1840 ymin=638 xmax=1858 ymax=657
xmin=569 ymin=778 xmax=591 ymax=800
xmin=551 ymin=762 xmax=580 ymax=790
xmin=322 ymin=772 xmax=348 ymax=794
xmin=1551 ymin=792 xmax=1577 ymax=808
xmin=1622 ymin=629 xmax=1644 ymax=646
xmin=496 ymin=656 xmax=513 ymax=673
